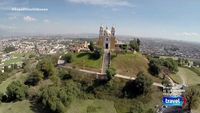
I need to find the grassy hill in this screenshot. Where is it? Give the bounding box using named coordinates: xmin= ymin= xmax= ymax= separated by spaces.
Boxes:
xmin=0 ymin=100 xmax=34 ymax=113
xmin=71 ymin=53 xmax=102 ymax=72
xmin=170 ymin=67 xmax=200 ymax=85
xmin=67 ymin=99 xmax=117 ymax=113
xmin=111 ymin=53 xmax=149 ymax=77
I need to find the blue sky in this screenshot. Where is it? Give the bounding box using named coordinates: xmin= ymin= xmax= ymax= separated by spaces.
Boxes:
xmin=0 ymin=0 xmax=200 ymax=42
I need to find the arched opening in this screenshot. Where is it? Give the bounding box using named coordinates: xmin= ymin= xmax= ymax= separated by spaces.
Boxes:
xmin=105 ymin=43 xmax=108 ymax=49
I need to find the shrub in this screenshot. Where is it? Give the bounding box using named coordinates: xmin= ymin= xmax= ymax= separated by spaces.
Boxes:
xmin=62 ymin=53 xmax=73 ymax=63
xmin=6 ymin=81 xmax=28 ymax=101
xmin=25 ymin=70 xmax=43 ymax=86
xmin=106 ymin=68 xmax=116 ymax=81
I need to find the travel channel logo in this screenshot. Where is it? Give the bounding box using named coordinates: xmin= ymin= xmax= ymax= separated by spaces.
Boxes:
xmin=163 ymin=96 xmax=186 ymax=107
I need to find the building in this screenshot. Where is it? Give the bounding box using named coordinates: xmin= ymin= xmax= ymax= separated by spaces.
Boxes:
xmin=69 ymin=41 xmax=90 ymax=53
xmin=97 ymin=26 xmax=117 ymax=50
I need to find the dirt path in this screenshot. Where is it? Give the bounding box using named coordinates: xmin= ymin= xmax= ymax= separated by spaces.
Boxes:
xmin=115 ymin=74 xmax=164 ymax=88
xmin=61 ymin=66 xmax=164 ymax=88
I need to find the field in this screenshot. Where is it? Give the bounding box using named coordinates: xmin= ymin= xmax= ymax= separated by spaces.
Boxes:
xmin=111 ymin=53 xmax=149 ymax=77
xmin=71 ymin=53 xmax=103 ymax=72
xmin=67 ymin=99 xmax=117 ymax=113
xmin=170 ymin=67 xmax=200 ymax=85
xmin=0 ymin=72 xmax=28 ymax=93
xmin=2 ymin=52 xmax=35 ymax=66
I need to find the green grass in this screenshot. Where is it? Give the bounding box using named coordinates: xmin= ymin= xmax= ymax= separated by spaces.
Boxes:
xmin=0 ymin=100 xmax=34 ymax=113
xmin=169 ymin=73 xmax=182 ymax=84
xmin=0 ymin=72 xmax=28 ymax=93
xmin=111 ymin=53 xmax=149 ymax=77
xmin=2 ymin=52 xmax=36 ymax=66
xmin=171 ymin=67 xmax=200 ymax=85
xmin=67 ymin=99 xmax=117 ymax=113
xmin=71 ymin=53 xmax=102 ymax=72
xmin=188 ymin=67 xmax=200 ymax=76
xmin=159 ymin=56 xmax=178 ymax=60
xmin=3 ymin=58 xmax=23 ymax=66
xmin=12 ymin=52 xmax=35 ymax=58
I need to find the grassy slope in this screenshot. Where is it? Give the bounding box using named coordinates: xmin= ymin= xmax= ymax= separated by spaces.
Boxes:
xmin=71 ymin=53 xmax=102 ymax=72
xmin=114 ymin=86 xmax=163 ymax=113
xmin=111 ymin=53 xmax=149 ymax=77
xmin=0 ymin=72 xmax=28 ymax=93
xmin=67 ymin=99 xmax=117 ymax=113
xmin=189 ymin=67 xmax=200 ymax=76
xmin=0 ymin=100 xmax=34 ymax=113
xmin=170 ymin=67 xmax=200 ymax=85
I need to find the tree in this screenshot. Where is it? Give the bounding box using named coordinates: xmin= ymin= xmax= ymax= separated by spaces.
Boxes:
xmin=163 ymin=58 xmax=178 ymax=73
xmin=185 ymin=86 xmax=200 ymax=111
xmin=36 ymin=58 xmax=57 ymax=78
xmin=4 ymin=46 xmax=16 ymax=53
xmin=4 ymin=66 xmax=11 ymax=72
xmin=129 ymin=39 xmax=140 ymax=52
xmin=58 ymin=69 xmax=72 ymax=80
xmin=62 ymin=53 xmax=73 ymax=63
xmin=6 ymin=81 xmax=28 ymax=101
xmin=40 ymin=81 xmax=80 ymax=113
xmin=134 ymin=72 xmax=153 ymax=95
xmin=22 ymin=59 xmax=32 ymax=73
xmin=123 ymin=72 xmax=153 ymax=98
xmin=92 ymin=47 xmax=102 ymax=59
xmin=24 ymin=70 xmax=43 ymax=86
xmin=88 ymin=41 xmax=94 ymax=52
xmin=137 ymin=38 xmax=141 ymax=46
xmin=149 ymin=59 xmax=161 ymax=76
xmin=106 ymin=68 xmax=116 ymax=81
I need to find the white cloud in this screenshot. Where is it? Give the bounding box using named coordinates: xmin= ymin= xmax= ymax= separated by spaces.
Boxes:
xmin=23 ymin=16 xmax=36 ymax=22
xmin=67 ymin=0 xmax=133 ymax=7
xmin=176 ymin=32 xmax=200 ymax=37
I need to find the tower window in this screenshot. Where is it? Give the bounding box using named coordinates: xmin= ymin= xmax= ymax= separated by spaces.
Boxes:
xmin=106 ymin=38 xmax=108 ymax=41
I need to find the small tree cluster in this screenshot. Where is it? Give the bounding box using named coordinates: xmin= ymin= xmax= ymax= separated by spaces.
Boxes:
xmin=36 ymin=58 xmax=57 ymax=79
xmin=106 ymin=68 xmax=116 ymax=81
xmin=39 ymin=81 xmax=80 ymax=113
xmin=129 ymin=39 xmax=140 ymax=52
xmin=148 ymin=58 xmax=178 ymax=77
xmin=92 ymin=47 xmax=103 ymax=59
xmin=88 ymin=41 xmax=95 ymax=52
xmin=25 ymin=69 xmax=43 ymax=86
xmin=149 ymin=59 xmax=161 ymax=76
xmin=123 ymin=72 xmax=153 ymax=98
xmin=6 ymin=81 xmax=28 ymax=101
xmin=4 ymin=46 xmax=16 ymax=53
xmin=62 ymin=53 xmax=73 ymax=63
